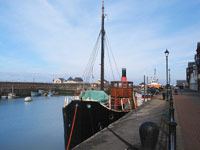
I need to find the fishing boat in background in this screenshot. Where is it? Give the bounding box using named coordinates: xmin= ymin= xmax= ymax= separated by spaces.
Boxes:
xmin=47 ymin=92 xmax=53 ymax=96
xmin=8 ymin=93 xmax=16 ymax=99
xmin=8 ymin=84 xmax=16 ymax=99
xmin=24 ymin=97 xmax=32 ymax=102
xmin=31 ymin=91 xmax=40 ymax=97
xmin=62 ymin=2 xmax=136 ymax=149
xmin=148 ymin=69 xmax=163 ymax=89
xmin=1 ymin=96 xmax=8 ymax=99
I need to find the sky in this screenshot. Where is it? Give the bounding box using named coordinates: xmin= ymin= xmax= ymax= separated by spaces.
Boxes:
xmin=0 ymin=0 xmax=200 ymax=84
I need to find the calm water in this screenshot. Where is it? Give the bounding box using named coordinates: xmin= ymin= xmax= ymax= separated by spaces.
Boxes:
xmin=0 ymin=96 xmax=66 ymax=150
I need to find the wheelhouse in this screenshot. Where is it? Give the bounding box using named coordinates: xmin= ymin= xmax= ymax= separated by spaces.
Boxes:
xmin=110 ymin=81 xmax=134 ymax=110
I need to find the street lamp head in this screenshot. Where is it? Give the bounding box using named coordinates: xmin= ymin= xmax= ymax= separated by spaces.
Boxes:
xmin=165 ymin=49 xmax=169 ymax=57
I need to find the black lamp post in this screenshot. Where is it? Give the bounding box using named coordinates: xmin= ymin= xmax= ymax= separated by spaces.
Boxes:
xmin=169 ymin=68 xmax=171 ymax=85
xmin=165 ymin=49 xmax=169 ymax=100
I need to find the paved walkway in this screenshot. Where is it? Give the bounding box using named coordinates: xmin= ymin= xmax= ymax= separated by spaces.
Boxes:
xmin=73 ymin=95 xmax=169 ymax=150
xmin=174 ymin=89 xmax=200 ymax=150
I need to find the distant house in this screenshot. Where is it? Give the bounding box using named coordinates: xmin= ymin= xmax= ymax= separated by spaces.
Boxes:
xmin=92 ymin=79 xmax=109 ymax=88
xmin=73 ymin=77 xmax=83 ymax=82
xmin=176 ymin=80 xmax=187 ymax=86
xmin=53 ymin=78 xmax=65 ymax=84
xmin=68 ymin=77 xmax=74 ymax=81
xmin=93 ymin=79 xmax=109 ymax=85
xmin=53 ymin=77 xmax=84 ymax=84
xmin=64 ymin=77 xmax=75 ymax=83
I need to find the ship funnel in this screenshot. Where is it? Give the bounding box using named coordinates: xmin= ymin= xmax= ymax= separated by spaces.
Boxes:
xmin=121 ymin=68 xmax=127 ymax=81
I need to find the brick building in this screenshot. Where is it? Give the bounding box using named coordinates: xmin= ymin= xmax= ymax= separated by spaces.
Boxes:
xmin=186 ymin=42 xmax=200 ymax=91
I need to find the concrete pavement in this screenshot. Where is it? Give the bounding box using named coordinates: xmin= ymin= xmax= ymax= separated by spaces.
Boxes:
xmin=73 ymin=94 xmax=169 ymax=150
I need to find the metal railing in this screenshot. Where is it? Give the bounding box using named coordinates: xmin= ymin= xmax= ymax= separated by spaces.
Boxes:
xmin=168 ymin=87 xmax=177 ymax=150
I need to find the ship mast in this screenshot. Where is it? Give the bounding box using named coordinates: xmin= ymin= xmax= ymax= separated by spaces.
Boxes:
xmin=100 ymin=1 xmax=105 ymax=91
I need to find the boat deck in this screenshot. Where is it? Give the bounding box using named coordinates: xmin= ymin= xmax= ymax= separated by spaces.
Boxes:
xmin=73 ymin=94 xmax=170 ymax=150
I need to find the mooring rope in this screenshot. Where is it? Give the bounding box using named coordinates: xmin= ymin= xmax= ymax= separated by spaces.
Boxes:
xmin=67 ymin=105 xmax=78 ymax=150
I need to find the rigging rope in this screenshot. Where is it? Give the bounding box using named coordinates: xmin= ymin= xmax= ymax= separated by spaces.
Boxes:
xmin=82 ymin=31 xmax=121 ymax=83
xmin=87 ymin=41 xmax=100 ymax=82
xmin=82 ymin=32 xmax=101 ymax=82
xmin=105 ymin=38 xmax=115 ymax=81
xmin=105 ymin=34 xmax=121 ymax=80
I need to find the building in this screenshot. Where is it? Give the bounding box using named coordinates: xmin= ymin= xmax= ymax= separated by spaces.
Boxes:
xmin=92 ymin=79 xmax=109 ymax=88
xmin=176 ymin=80 xmax=187 ymax=86
xmin=53 ymin=78 xmax=65 ymax=84
xmin=186 ymin=62 xmax=195 ymax=88
xmin=186 ymin=42 xmax=200 ymax=91
xmin=64 ymin=77 xmax=75 ymax=83
xmin=73 ymin=77 xmax=83 ymax=82
xmin=53 ymin=77 xmax=84 ymax=84
xmin=196 ymin=42 xmax=200 ymax=91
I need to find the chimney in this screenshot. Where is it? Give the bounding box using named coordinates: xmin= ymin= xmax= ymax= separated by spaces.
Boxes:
xmin=121 ymin=68 xmax=127 ymax=81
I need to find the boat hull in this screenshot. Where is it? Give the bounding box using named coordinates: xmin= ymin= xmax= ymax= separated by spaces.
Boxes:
xmin=62 ymin=100 xmax=127 ymax=149
xmin=31 ymin=91 xmax=40 ymax=97
xmin=24 ymin=97 xmax=32 ymax=102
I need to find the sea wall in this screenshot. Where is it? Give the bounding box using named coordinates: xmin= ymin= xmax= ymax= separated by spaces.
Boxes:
xmin=0 ymin=82 xmax=90 ymax=97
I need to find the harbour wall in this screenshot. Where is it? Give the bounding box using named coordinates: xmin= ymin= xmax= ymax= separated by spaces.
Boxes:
xmin=0 ymin=82 xmax=91 ymax=97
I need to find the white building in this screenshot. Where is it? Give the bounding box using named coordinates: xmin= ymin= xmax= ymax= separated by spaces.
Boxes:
xmin=53 ymin=78 xmax=65 ymax=84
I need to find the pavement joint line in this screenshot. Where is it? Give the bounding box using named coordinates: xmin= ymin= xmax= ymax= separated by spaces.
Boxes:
xmin=119 ymin=111 xmax=168 ymax=122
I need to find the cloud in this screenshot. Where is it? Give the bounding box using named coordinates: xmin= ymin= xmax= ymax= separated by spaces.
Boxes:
xmin=0 ymin=0 xmax=200 ymax=84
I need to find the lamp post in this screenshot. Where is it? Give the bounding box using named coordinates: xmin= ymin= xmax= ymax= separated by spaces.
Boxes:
xmin=165 ymin=49 xmax=169 ymax=100
xmin=169 ymin=69 xmax=171 ymax=85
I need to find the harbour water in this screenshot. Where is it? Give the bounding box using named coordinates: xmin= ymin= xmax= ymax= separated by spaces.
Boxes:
xmin=0 ymin=96 xmax=66 ymax=150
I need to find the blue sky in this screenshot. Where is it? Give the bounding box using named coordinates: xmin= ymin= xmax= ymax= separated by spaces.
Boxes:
xmin=0 ymin=0 xmax=200 ymax=84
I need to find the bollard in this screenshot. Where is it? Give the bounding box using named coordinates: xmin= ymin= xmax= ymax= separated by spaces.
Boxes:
xmin=168 ymin=121 xmax=177 ymax=150
xmin=139 ymin=121 xmax=159 ymax=150
xmin=162 ymin=92 xmax=166 ymax=100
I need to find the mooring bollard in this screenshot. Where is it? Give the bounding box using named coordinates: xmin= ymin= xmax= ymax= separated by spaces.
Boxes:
xmin=162 ymin=92 xmax=166 ymax=100
xmin=139 ymin=121 xmax=159 ymax=150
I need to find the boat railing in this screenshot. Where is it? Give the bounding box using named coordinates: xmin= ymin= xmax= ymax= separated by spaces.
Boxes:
xmin=64 ymin=96 xmax=80 ymax=107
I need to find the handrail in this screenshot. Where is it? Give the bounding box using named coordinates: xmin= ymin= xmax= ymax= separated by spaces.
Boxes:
xmin=168 ymin=87 xmax=177 ymax=150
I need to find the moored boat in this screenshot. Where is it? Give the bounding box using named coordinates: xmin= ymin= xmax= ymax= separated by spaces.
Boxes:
xmin=47 ymin=92 xmax=53 ymax=96
xmin=62 ymin=2 xmax=137 ymax=149
xmin=8 ymin=84 xmax=16 ymax=99
xmin=1 ymin=96 xmax=8 ymax=99
xmin=31 ymin=91 xmax=40 ymax=97
xmin=24 ymin=97 xmax=32 ymax=102
xmin=8 ymin=93 xmax=16 ymax=99
xmin=63 ymin=74 xmax=135 ymax=149
xmin=148 ymin=69 xmax=163 ymax=89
